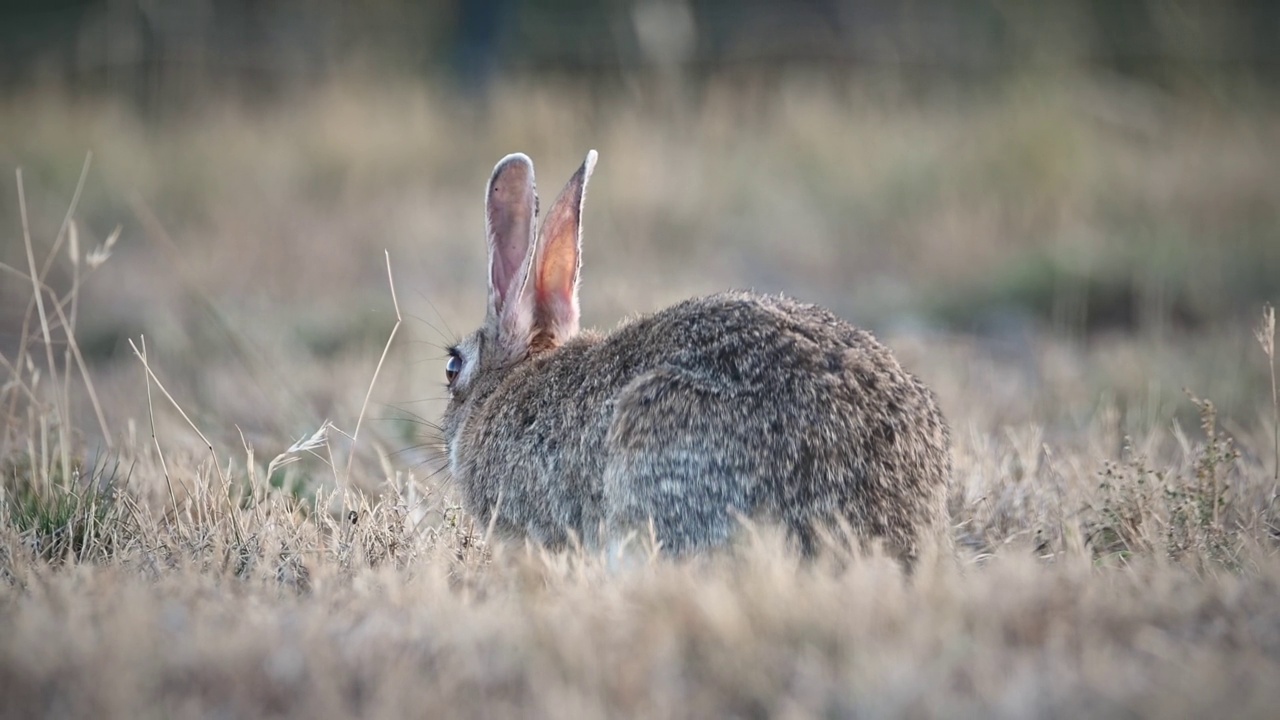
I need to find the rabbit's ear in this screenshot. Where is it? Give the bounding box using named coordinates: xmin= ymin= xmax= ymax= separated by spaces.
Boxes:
xmin=533 ymin=149 xmax=596 ymax=346
xmin=485 ymin=153 xmax=539 ymax=349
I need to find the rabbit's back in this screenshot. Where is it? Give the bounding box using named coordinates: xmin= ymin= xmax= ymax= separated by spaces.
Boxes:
xmin=594 ymin=291 xmax=950 ymax=559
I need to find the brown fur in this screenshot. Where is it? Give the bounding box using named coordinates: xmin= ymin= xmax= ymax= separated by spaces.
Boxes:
xmin=441 ymin=152 xmax=951 ymax=563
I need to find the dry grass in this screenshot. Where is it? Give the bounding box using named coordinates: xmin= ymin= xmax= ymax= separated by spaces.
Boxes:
xmin=2 ymin=77 xmax=1280 ymax=718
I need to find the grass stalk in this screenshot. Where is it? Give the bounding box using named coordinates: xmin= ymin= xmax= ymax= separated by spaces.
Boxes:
xmin=1257 ymin=304 xmax=1278 ymax=480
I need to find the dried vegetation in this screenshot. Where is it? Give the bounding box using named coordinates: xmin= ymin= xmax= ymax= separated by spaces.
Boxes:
xmin=2 ymin=79 xmax=1280 ymax=718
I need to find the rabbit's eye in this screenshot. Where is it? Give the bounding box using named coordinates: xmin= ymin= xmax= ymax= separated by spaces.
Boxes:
xmin=445 ymin=352 xmax=462 ymax=384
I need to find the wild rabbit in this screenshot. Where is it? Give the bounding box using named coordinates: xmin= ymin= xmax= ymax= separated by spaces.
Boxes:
xmin=441 ymin=150 xmax=951 ymax=563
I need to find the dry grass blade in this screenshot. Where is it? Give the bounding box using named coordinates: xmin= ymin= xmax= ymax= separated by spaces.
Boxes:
xmin=1258 ymin=304 xmax=1278 ymax=480
xmin=265 ymin=421 xmax=333 ymax=483
xmin=85 ymin=225 xmax=121 ymax=270
xmin=137 ymin=336 xmax=183 ymax=519
xmin=341 ymin=250 xmax=403 ymax=485
xmin=44 ymin=267 xmax=112 ymax=448
xmin=128 ymin=337 xmax=242 ymax=543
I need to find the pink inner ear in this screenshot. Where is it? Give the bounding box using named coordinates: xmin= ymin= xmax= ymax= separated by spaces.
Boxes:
xmin=537 ymin=206 xmax=580 ymax=302
xmin=490 ymin=240 xmax=525 ymax=309
xmin=535 ymin=181 xmax=585 ymax=339
xmin=486 ymin=156 xmax=537 ymax=313
xmin=536 ymin=252 xmax=578 ymax=339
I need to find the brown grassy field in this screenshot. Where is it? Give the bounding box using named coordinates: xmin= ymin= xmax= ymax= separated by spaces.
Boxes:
xmin=2 ymin=77 xmax=1280 ymax=718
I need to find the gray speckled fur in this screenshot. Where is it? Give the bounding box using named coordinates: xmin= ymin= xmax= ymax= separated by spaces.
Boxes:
xmin=442 ymin=152 xmax=951 ymax=563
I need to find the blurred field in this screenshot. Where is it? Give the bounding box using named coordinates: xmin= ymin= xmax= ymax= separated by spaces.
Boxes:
xmin=3 ymin=69 xmax=1280 ymax=717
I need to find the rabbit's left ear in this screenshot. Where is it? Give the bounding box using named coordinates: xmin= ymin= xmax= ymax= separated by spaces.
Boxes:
xmin=533 ymin=150 xmax=596 ymax=347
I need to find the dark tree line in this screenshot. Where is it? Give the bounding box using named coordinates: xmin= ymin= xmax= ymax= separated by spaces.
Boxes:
xmin=1 ymin=0 xmax=1277 ymax=106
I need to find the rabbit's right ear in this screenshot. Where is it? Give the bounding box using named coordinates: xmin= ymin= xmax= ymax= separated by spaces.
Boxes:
xmin=485 ymin=153 xmax=539 ymax=354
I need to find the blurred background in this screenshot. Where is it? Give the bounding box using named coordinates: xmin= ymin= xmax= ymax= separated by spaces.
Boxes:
xmin=1 ymin=1 xmax=1278 ymax=459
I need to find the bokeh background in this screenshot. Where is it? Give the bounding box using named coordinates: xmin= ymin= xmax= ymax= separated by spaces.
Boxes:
xmin=2 ymin=0 xmax=1278 ymax=460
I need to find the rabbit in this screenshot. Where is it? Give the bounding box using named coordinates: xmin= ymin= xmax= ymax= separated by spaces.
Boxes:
xmin=440 ymin=150 xmax=952 ymax=564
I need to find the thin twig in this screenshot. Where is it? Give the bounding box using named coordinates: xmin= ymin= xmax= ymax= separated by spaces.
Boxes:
xmin=138 ymin=337 xmax=182 ymax=520
xmin=38 ymin=279 xmax=113 ymax=448
xmin=343 ymin=250 xmax=403 ymax=485
xmin=129 ymin=337 xmax=242 ymax=543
